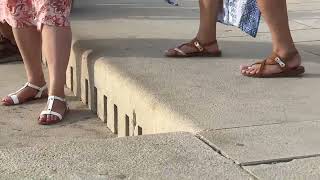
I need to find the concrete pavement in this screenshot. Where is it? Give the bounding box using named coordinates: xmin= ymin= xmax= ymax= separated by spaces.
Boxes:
xmin=0 ymin=0 xmax=320 ymax=179
xmin=67 ymin=0 xmax=320 ymax=179
xmin=0 ymin=64 xmax=256 ymax=179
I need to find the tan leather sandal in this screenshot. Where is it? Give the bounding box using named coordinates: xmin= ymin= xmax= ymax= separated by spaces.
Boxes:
xmin=243 ymin=51 xmax=305 ymax=78
xmin=165 ymin=38 xmax=222 ymax=57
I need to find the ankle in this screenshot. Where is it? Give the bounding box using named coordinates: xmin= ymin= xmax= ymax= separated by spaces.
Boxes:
xmin=196 ymin=31 xmax=216 ymax=44
xmin=273 ymin=46 xmax=298 ymax=58
xmin=49 ymin=91 xmax=65 ymax=98
xmin=28 ymin=79 xmax=46 ymax=87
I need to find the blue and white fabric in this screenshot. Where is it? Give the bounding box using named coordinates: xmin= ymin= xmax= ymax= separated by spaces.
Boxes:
xmin=166 ymin=0 xmax=261 ymax=37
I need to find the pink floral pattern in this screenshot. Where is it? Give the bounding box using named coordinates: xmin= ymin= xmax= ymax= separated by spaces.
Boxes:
xmin=0 ymin=0 xmax=71 ymax=29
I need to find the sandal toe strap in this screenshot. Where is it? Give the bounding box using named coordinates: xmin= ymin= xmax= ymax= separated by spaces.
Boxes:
xmin=174 ymin=38 xmax=218 ymax=55
xmin=9 ymin=94 xmax=19 ymax=104
xmin=173 ymin=48 xmax=187 ymax=56
xmin=251 ymin=60 xmax=267 ymax=77
xmin=41 ymin=96 xmax=67 ymax=121
xmin=41 ymin=110 xmax=63 ymax=120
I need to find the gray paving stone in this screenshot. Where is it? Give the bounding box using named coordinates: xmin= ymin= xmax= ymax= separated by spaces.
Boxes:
xmin=258 ymin=20 xmax=311 ymax=33
xmin=297 ymin=41 xmax=320 ymax=56
xmin=0 ymin=132 xmax=254 ymax=180
xmin=199 ymin=121 xmax=320 ymax=165
xmin=244 ymin=157 xmax=320 ymax=180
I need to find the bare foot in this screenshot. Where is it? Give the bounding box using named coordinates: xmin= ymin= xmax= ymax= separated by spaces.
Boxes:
xmin=2 ymin=83 xmax=48 ymax=106
xmin=38 ymin=97 xmax=68 ymax=125
xmin=240 ymin=51 xmax=302 ymax=77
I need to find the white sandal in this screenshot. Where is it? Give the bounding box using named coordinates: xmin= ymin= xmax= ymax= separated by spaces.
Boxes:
xmin=39 ymin=96 xmax=69 ymax=124
xmin=2 ymin=82 xmax=48 ymax=105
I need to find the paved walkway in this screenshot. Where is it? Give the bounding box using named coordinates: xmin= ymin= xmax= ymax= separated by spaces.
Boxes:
xmin=0 ymin=0 xmax=320 ymax=179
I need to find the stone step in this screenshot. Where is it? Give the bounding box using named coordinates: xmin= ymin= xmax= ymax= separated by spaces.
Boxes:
xmin=68 ymin=2 xmax=320 ymax=137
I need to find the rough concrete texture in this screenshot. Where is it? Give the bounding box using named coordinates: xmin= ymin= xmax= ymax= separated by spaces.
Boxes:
xmin=64 ymin=0 xmax=320 ymax=178
xmin=68 ymin=0 xmax=320 ymax=137
xmin=199 ymin=121 xmax=320 ymax=165
xmin=244 ymin=157 xmax=320 ymax=180
xmin=0 ymin=64 xmax=256 ymax=179
xmin=0 ymin=132 xmax=255 ymax=180
xmin=0 ymin=63 xmax=115 ymax=148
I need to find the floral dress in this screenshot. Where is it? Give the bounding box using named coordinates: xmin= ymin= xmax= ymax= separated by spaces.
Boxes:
xmin=0 ymin=0 xmax=71 ymax=30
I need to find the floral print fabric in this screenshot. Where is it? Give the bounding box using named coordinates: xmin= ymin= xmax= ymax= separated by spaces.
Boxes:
xmin=0 ymin=0 xmax=71 ymax=29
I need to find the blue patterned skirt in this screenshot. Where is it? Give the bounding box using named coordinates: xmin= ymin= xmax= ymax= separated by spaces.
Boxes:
xmin=166 ymin=0 xmax=261 ymax=37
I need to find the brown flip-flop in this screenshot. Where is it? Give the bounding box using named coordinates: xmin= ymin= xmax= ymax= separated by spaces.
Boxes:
xmin=243 ymin=51 xmax=305 ymax=78
xmin=165 ymin=38 xmax=222 ymax=58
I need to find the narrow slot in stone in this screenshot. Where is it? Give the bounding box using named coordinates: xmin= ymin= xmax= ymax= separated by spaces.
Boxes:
xmin=93 ymin=87 xmax=97 ymax=113
xmin=125 ymin=115 xmax=130 ymax=136
xmin=85 ymin=79 xmax=89 ymax=105
xmin=114 ymin=105 xmax=118 ymax=134
xmin=138 ymin=126 xmax=142 ymax=136
xmin=70 ymin=67 xmax=74 ymax=91
xmin=103 ymin=95 xmax=108 ymax=123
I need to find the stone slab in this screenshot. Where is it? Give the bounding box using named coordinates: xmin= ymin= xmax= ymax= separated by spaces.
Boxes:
xmin=297 ymin=40 xmax=320 ymax=56
xmin=0 ymin=132 xmax=254 ymax=180
xmin=199 ymin=121 xmax=320 ymax=165
xmin=245 ymin=157 xmax=320 ymax=180
xmin=69 ymin=0 xmax=320 ymax=135
xmin=73 ymin=35 xmax=320 ymax=132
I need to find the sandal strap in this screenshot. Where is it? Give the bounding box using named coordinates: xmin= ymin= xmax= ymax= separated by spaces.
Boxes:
xmin=27 ymin=82 xmax=46 ymax=91
xmin=30 ymin=83 xmax=48 ymax=98
xmin=251 ymin=51 xmax=299 ymax=77
xmin=47 ymin=96 xmax=66 ymax=108
xmin=175 ymin=38 xmax=218 ymax=55
xmin=41 ymin=110 xmax=63 ymax=120
xmin=193 ymin=39 xmax=204 ymax=52
xmin=173 ymin=48 xmax=187 ymax=56
xmin=7 ymin=82 xmax=47 ymax=105
xmin=191 ymin=38 xmax=217 ymax=52
xmin=266 ymin=51 xmax=299 ymax=69
xmin=41 ymin=96 xmax=67 ymax=121
xmin=8 ymin=83 xmax=31 ymax=104
xmin=47 ymin=96 xmax=66 ymax=111
xmin=10 ymin=95 xmax=19 ymax=104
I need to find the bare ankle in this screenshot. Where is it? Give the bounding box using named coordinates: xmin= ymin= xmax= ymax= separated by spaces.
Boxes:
xmin=273 ymin=45 xmax=298 ymax=58
xmin=49 ymin=91 xmax=65 ymax=98
xmin=28 ymin=79 xmax=46 ymax=87
xmin=196 ymin=32 xmax=216 ymax=44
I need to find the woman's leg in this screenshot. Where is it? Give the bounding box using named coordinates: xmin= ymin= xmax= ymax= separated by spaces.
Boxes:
xmin=39 ymin=25 xmax=72 ymax=123
xmin=2 ymin=27 xmax=46 ymax=104
xmin=241 ymin=0 xmax=301 ymax=76
xmin=165 ymin=0 xmax=221 ymax=56
xmin=197 ymin=0 xmax=220 ymax=43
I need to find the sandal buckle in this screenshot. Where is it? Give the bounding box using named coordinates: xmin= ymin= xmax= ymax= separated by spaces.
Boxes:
xmin=275 ymin=57 xmax=286 ymax=68
xmin=194 ymin=41 xmax=204 ymax=52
